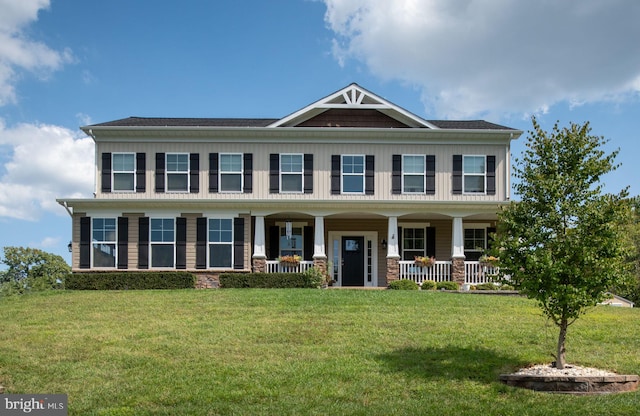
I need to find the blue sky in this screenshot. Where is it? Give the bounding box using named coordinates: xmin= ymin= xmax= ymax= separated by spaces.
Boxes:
xmin=0 ymin=0 xmax=639 ymax=266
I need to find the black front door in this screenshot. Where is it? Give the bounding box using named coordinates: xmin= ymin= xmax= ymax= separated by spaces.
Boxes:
xmin=342 ymin=236 xmax=365 ymax=286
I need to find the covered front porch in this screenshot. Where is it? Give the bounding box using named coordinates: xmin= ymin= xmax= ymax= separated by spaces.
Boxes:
xmin=249 ymin=209 xmax=499 ymax=287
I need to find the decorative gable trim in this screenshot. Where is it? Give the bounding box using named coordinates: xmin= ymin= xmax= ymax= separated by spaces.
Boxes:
xmin=268 ymin=83 xmax=439 ymax=129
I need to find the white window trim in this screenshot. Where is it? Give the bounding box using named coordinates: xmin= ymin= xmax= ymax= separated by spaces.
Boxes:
xmin=279 ymin=153 xmax=304 ymax=194
xmin=276 ymin=221 xmax=306 ymax=257
xmin=402 ymin=154 xmax=426 ymax=194
xmin=341 ymin=154 xmax=365 ymax=195
xmin=112 ymin=152 xmax=136 ymax=193
xmin=150 ymin=218 xmax=176 ymax=268
xmin=462 ymin=155 xmax=487 ymax=195
xmin=218 ymin=153 xmax=244 ymax=193
xmin=165 ymin=153 xmax=190 ymax=193
xmin=91 ymin=217 xmax=117 ymax=269
xmin=207 ymin=218 xmax=234 ymax=269
xmin=463 ymin=223 xmax=489 ymax=253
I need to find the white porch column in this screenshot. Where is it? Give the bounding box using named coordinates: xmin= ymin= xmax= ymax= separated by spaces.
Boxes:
xmin=253 ymin=216 xmax=266 ymax=258
xmin=387 ymin=216 xmax=400 ymax=258
xmin=451 ymin=217 xmax=465 ymax=258
xmin=313 ymin=216 xmax=326 ymax=258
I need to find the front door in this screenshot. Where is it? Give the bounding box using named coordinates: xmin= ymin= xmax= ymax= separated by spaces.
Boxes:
xmin=341 ymin=236 xmax=365 ymax=286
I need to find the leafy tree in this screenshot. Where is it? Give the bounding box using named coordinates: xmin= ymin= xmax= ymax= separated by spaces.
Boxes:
xmin=0 ymin=246 xmax=69 ymax=295
xmin=613 ymin=196 xmax=640 ymax=303
xmin=492 ymin=118 xmax=631 ymax=369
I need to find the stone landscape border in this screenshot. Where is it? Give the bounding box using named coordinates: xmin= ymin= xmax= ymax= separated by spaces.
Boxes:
xmin=499 ymin=373 xmax=639 ymax=394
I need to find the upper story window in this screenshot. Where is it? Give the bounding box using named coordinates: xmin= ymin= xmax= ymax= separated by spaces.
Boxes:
xmin=92 ymin=218 xmax=116 ymax=267
xmin=112 ymin=153 xmax=135 ymax=192
xmin=463 ymin=155 xmax=486 ymax=194
xmin=342 ymin=155 xmax=365 ymax=194
xmin=402 ymin=155 xmax=425 ymax=193
xmin=209 ymin=218 xmax=233 ymax=268
xmin=150 ymin=218 xmax=174 ymax=267
xmin=219 ymin=153 xmax=243 ymax=192
xmin=269 ymin=154 xmax=313 ymax=194
xmin=166 ymin=153 xmax=189 ymax=192
xmin=280 ymin=154 xmax=303 ymax=193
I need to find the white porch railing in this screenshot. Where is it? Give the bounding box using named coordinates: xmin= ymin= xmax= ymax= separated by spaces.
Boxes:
xmin=398 ymin=261 xmax=452 ymax=285
xmin=265 ymin=260 xmax=314 ymax=273
xmin=464 ymin=261 xmax=500 ymax=285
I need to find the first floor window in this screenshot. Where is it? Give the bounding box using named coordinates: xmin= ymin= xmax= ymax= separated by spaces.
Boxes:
xmin=92 ymin=218 xmax=116 ymax=267
xmin=112 ymin=153 xmax=135 ymax=191
xmin=166 ymin=153 xmax=189 ymax=191
xmin=403 ymin=155 xmax=425 ymax=193
xmin=464 ymin=228 xmax=485 ymax=260
xmin=402 ymin=228 xmax=425 ymax=260
xmin=151 ymin=218 xmax=174 ymax=267
xmin=342 ymin=155 xmax=365 ymax=193
xmin=280 ymin=226 xmax=303 ymax=257
xmin=280 ymin=154 xmax=303 ymax=192
xmin=209 ymin=219 xmax=233 ymax=268
xmin=220 ymin=153 xmax=242 ymax=192
xmin=463 ymin=155 xmax=486 ymax=193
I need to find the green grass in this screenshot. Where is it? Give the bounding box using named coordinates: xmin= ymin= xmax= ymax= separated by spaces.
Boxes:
xmin=0 ymin=290 xmax=638 ymax=415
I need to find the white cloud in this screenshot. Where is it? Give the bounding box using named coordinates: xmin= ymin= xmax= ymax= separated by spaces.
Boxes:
xmin=323 ymin=0 xmax=640 ymax=119
xmin=0 ymin=0 xmax=73 ymax=105
xmin=0 ymin=120 xmax=94 ymax=220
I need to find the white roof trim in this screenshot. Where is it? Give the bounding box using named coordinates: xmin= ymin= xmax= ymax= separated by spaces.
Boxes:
xmin=268 ymin=83 xmax=439 ymax=129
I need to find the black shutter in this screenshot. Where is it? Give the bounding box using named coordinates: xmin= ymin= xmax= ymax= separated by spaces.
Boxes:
xmin=243 ymin=153 xmax=253 ymax=193
xmin=486 ymin=155 xmax=496 ymax=195
xmin=303 ymin=154 xmax=313 ymax=194
xmin=209 ymin=153 xmax=218 ymax=193
xmin=452 ymin=155 xmax=462 ymax=194
xmin=155 ymin=153 xmax=165 ymax=193
xmin=392 ymin=154 xmax=401 ymax=194
xmin=176 ymin=217 xmax=187 ymax=269
xmin=397 ymin=227 xmax=403 ymax=259
xmin=487 ymin=227 xmax=497 ymax=250
xmin=138 ymin=217 xmax=149 ymax=269
xmin=196 ymin=217 xmax=207 ymax=269
xmin=117 ymin=217 xmax=128 ymax=269
xmin=426 ymin=155 xmax=436 ymax=195
xmin=269 ymin=154 xmax=279 ymax=193
xmin=101 ymin=153 xmax=111 ymax=193
xmin=79 ymin=216 xmax=91 ymax=269
xmin=233 ymin=218 xmax=244 ymax=270
xmin=268 ymin=226 xmax=280 ymax=259
xmin=136 ymin=153 xmax=146 ymax=193
xmin=303 ymin=226 xmax=314 ymax=260
xmin=189 ymin=153 xmax=199 ymax=193
xmin=426 ymin=227 xmax=436 ymax=258
xmin=365 ymin=155 xmax=375 ymax=195
xmin=331 ymin=155 xmax=340 ymax=195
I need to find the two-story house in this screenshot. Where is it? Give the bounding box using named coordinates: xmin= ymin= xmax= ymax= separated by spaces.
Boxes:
xmin=57 ymin=84 xmax=522 ymax=288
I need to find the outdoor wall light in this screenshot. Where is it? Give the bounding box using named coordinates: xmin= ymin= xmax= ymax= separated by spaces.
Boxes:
xmin=67 ymin=241 xmax=72 ymax=253
xmin=381 ymin=239 xmax=387 ymax=249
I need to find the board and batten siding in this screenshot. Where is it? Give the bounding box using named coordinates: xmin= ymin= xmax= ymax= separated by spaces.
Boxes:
xmin=95 ymin=141 xmax=509 ymax=202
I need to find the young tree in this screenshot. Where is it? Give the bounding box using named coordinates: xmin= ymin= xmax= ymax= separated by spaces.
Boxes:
xmin=493 ymin=118 xmax=631 ymax=369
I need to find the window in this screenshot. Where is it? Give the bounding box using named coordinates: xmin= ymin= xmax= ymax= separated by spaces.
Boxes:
xmin=150 ymin=218 xmax=174 ymax=267
xmin=342 ymin=155 xmax=365 ymax=194
xmin=403 ymin=155 xmax=425 ymax=193
xmin=209 ymin=219 xmax=233 ymax=268
xmin=463 ymin=155 xmax=486 ymax=193
xmin=112 ymin=153 xmax=135 ymax=191
xmin=92 ymin=218 xmax=116 ymax=267
xmin=464 ymin=228 xmax=486 ymax=260
xmin=219 ymin=154 xmax=242 ymax=192
xmin=280 ymin=226 xmax=303 ymax=257
xmin=402 ymin=228 xmax=425 ymax=260
xmin=280 ymin=154 xmax=303 ymax=192
xmin=166 ymin=153 xmax=189 ymax=191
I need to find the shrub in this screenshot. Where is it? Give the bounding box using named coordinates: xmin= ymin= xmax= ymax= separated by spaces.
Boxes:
xmin=66 ymin=272 xmax=196 ymax=290
xmin=219 ymin=272 xmax=321 ymax=288
xmin=420 ymin=280 xmax=436 ymax=290
xmin=475 ymin=283 xmax=498 ymax=290
xmin=436 ymin=281 xmax=459 ymax=291
xmin=388 ymin=279 xmax=419 ymax=290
